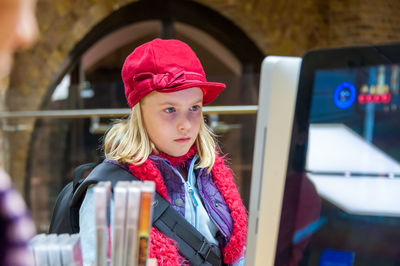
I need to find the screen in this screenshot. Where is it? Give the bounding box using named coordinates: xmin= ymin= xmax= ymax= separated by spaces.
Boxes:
xmin=276 ymin=44 xmax=400 ymax=266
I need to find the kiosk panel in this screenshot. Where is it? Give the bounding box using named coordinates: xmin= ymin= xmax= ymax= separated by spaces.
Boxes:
xmin=252 ymin=44 xmax=400 ymax=266
xmin=279 ymin=43 xmax=400 ymax=266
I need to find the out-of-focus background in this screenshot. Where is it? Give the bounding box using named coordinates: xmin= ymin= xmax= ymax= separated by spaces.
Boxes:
xmin=2 ymin=0 xmax=400 ymax=233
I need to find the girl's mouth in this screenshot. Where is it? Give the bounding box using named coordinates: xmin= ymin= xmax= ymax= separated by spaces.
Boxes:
xmin=175 ymin=137 xmax=191 ymax=143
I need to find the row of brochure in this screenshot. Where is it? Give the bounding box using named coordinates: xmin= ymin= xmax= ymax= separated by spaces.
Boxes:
xmin=28 ymin=180 xmax=155 ymax=266
xmin=105 ymin=180 xmax=155 ymax=266
xmin=29 ymin=233 xmax=82 ymax=266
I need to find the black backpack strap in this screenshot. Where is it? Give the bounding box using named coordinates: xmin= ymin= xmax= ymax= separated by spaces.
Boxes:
xmin=152 ymin=193 xmax=222 ymax=266
xmin=69 ymin=162 xmax=138 ymax=232
xmin=71 ymin=162 xmax=137 ymax=208
xmin=72 ymin=162 xmax=98 ymax=190
xmin=72 ymin=161 xmax=223 ymax=265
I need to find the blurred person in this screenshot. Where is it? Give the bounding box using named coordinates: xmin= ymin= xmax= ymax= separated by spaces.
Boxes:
xmin=0 ymin=0 xmax=38 ymax=265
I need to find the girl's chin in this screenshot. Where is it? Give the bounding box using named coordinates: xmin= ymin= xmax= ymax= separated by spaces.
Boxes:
xmin=154 ymin=142 xmax=193 ymax=157
xmin=161 ymin=147 xmax=190 ymax=157
xmin=169 ymin=149 xmax=189 ymax=157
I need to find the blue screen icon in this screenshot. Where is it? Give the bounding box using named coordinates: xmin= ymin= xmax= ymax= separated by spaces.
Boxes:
xmin=334 ymin=82 xmax=356 ymax=109
xmin=319 ymin=249 xmax=355 ymax=266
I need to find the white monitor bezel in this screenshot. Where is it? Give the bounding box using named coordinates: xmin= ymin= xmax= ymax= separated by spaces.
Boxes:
xmin=246 ymin=56 xmax=301 ymax=266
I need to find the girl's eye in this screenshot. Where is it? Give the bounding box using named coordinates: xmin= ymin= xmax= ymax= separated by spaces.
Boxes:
xmin=190 ymin=105 xmax=201 ymax=111
xmin=165 ymin=107 xmax=176 ymax=113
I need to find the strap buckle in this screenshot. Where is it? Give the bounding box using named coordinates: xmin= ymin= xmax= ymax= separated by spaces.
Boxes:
xmin=198 ymin=240 xmax=212 ymax=260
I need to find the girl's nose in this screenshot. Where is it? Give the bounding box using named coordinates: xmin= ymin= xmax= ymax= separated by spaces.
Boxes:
xmin=13 ymin=0 xmax=38 ymax=51
xmin=177 ymin=115 xmax=191 ymax=132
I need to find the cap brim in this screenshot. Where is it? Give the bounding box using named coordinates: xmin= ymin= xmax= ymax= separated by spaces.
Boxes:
xmin=158 ymin=82 xmax=226 ymax=105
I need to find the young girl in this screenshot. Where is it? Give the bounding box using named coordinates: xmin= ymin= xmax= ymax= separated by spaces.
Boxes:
xmin=80 ymin=38 xmax=247 ymax=265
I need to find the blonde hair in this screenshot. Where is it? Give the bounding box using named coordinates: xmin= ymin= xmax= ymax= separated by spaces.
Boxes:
xmin=104 ymin=102 xmax=216 ymax=171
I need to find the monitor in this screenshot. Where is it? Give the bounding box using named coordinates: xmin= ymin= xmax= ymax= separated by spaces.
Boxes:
xmin=250 ymin=43 xmax=400 ymax=266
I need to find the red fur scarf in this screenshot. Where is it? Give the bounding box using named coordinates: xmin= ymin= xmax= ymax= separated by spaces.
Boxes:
xmin=127 ymin=150 xmax=248 ymax=265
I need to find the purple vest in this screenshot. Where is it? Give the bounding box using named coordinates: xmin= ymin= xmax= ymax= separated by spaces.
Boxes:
xmin=150 ymin=155 xmax=234 ymax=247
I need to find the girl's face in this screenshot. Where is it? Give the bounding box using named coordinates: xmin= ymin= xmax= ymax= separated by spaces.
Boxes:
xmin=141 ymin=87 xmax=203 ymax=157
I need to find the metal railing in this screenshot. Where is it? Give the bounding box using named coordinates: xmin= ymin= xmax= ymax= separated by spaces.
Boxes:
xmin=0 ymin=105 xmax=258 ymax=119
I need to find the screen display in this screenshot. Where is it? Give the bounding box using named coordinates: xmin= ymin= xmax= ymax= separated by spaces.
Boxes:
xmin=309 ymin=64 xmax=400 ymax=177
xmin=276 ymin=46 xmax=400 ymax=266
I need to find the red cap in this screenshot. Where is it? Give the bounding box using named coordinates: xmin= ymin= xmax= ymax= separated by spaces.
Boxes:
xmin=122 ymin=38 xmax=226 ymax=108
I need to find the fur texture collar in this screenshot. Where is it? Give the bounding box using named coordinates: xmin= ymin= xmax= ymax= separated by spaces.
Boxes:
xmin=127 ymin=152 xmax=248 ymax=265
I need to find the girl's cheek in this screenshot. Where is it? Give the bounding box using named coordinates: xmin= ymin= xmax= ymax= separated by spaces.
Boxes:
xmin=188 ymin=111 xmax=202 ymax=121
xmin=161 ymin=112 xmax=177 ymax=122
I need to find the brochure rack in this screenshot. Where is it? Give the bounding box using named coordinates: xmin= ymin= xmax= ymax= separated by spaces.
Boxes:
xmin=29 ymin=180 xmax=155 ymax=266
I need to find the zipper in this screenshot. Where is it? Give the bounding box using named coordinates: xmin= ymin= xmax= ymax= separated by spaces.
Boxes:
xmin=187 ymin=183 xmax=198 ymax=228
xmin=171 ymin=158 xmax=200 ymax=228
xmin=187 ymin=164 xmax=199 ymax=228
xmin=187 ymin=184 xmax=199 ymax=208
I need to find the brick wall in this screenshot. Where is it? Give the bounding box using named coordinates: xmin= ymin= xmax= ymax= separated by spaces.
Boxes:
xmin=4 ymin=0 xmax=400 ymax=194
